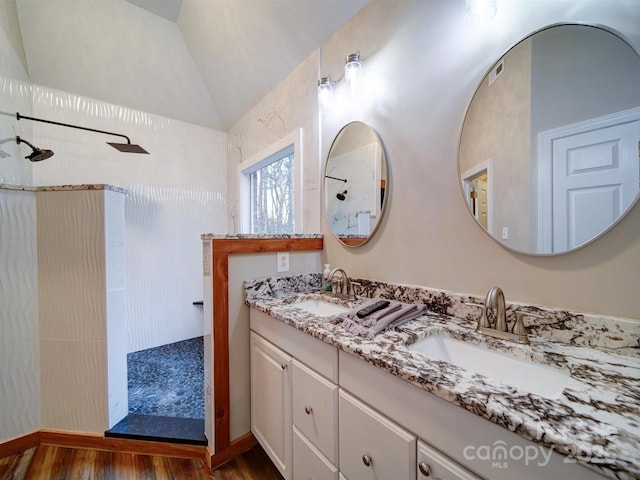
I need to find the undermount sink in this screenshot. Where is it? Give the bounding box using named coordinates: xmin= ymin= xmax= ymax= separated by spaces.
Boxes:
xmin=294 ymin=299 xmax=350 ymax=317
xmin=409 ymin=335 xmax=570 ymax=399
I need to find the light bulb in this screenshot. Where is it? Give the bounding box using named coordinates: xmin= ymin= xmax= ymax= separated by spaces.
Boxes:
xmin=344 ymin=52 xmax=362 ymax=92
xmin=317 ymin=77 xmax=333 ymax=113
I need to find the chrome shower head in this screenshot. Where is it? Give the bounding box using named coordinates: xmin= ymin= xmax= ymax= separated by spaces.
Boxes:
xmin=16 ymin=136 xmax=55 ymax=162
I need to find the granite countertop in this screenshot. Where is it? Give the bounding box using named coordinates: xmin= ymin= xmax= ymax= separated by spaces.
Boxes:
xmin=0 ymin=183 xmax=127 ymax=193
xmin=200 ymin=233 xmax=323 ymax=240
xmin=244 ymin=274 xmax=640 ymax=480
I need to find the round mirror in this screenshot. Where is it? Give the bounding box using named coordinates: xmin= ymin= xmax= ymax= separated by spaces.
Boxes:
xmin=324 ymin=121 xmax=388 ymax=247
xmin=459 ymin=24 xmax=640 ymax=255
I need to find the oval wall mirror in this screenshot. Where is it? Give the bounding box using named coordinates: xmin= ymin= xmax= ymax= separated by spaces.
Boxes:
xmin=458 ymin=24 xmax=640 ymax=255
xmin=324 ymin=121 xmax=388 ymax=247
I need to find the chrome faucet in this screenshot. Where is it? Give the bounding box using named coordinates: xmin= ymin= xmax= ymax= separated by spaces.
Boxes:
xmin=482 ymin=287 xmax=507 ymax=332
xmin=474 ymin=287 xmax=531 ymax=344
xmin=327 ymin=267 xmax=358 ymax=300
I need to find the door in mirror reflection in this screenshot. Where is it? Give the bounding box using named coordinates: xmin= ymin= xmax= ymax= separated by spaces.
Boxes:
xmin=462 ymin=161 xmax=491 ymax=232
xmin=458 ymin=23 xmax=640 ymax=255
xmin=539 ymin=110 xmax=640 ymax=252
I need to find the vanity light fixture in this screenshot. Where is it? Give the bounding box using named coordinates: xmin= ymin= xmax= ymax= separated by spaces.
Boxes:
xmin=466 ymin=0 xmax=497 ymax=24
xmin=317 ymin=51 xmax=363 ymax=112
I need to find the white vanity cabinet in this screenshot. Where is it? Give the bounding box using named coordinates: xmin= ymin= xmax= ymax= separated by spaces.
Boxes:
xmin=250 ymin=309 xmax=340 ymax=479
xmin=250 ymin=331 xmax=293 ymax=479
xmin=250 ymin=308 xmax=605 ymax=480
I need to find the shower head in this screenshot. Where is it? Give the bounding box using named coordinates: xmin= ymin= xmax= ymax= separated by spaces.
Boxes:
xmin=106 ymin=142 xmax=149 ymax=154
xmin=336 ymin=190 xmax=348 ymax=201
xmin=16 ymin=136 xmax=55 ymax=162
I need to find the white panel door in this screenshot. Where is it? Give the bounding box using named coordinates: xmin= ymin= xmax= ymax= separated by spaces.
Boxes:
xmin=250 ymin=332 xmax=292 ymax=480
xmin=551 ymin=120 xmax=639 ymax=251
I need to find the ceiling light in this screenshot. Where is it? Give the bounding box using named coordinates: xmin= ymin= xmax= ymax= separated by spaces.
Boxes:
xmin=466 ymin=0 xmax=497 ymax=24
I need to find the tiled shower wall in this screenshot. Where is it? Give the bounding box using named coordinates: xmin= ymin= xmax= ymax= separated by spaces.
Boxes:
xmin=28 ymin=85 xmax=228 ymax=353
xmin=1 ymin=83 xmax=227 ymax=441
xmin=0 ymin=188 xmax=40 ymax=442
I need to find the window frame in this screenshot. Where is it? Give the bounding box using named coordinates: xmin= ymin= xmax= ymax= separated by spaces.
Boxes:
xmin=238 ymin=128 xmax=303 ymax=234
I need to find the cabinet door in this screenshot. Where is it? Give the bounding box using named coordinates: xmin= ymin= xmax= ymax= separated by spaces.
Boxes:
xmin=292 ymin=359 xmax=339 ymax=464
xmin=417 ymin=440 xmax=483 ymax=480
xmin=339 ymin=390 xmax=416 ymax=480
xmin=250 ymin=332 xmax=292 ymax=480
xmin=293 ymin=426 xmax=339 ymax=480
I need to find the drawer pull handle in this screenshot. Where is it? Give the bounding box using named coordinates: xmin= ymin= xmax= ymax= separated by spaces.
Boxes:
xmin=304 ymin=405 xmax=313 ymax=415
xmin=418 ymin=462 xmax=432 ymax=476
xmin=281 ymin=362 xmax=287 ymax=370
xmin=362 ymin=455 xmax=372 ymax=467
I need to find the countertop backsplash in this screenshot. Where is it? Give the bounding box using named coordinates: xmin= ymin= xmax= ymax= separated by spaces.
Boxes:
xmin=244 ymin=273 xmax=639 ymax=357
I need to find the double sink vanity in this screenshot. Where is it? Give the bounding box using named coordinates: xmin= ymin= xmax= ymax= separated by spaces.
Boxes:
xmin=245 ymin=273 xmax=639 ymax=480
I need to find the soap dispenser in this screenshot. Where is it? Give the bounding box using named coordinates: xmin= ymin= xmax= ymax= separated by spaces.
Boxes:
xmin=322 ymin=264 xmax=332 ymax=294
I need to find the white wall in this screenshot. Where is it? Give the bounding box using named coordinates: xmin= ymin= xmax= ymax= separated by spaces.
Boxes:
xmin=227 ymin=53 xmax=321 ymax=235
xmin=0 ymin=188 xmax=40 ymax=443
xmin=0 ymin=3 xmax=39 ymax=444
xmin=38 ymin=188 xmax=127 ymax=433
xmin=229 ymin=0 xmax=640 ymax=321
xmin=227 ymin=251 xmax=321 ymax=441
xmin=28 ymin=86 xmax=228 ymax=353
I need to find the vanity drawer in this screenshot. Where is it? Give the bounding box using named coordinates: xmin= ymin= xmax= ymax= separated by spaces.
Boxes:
xmin=292 ymin=359 xmax=339 ymax=464
xmin=417 ymin=440 xmax=482 ymax=480
xmin=339 ymin=389 xmax=416 ymax=480
xmin=293 ymin=426 xmax=339 ymax=480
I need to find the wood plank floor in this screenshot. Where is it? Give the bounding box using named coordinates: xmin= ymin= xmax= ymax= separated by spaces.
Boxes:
xmin=0 ymin=444 xmax=283 ymax=479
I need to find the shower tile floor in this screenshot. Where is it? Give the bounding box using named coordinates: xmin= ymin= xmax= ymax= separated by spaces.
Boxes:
xmin=106 ymin=336 xmax=206 ymax=445
xmin=128 ymin=336 xmax=205 ymax=419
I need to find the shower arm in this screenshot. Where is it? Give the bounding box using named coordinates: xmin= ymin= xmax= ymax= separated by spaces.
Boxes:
xmin=16 ymin=112 xmax=133 ymax=145
xmin=325 ymin=175 xmax=347 ymax=183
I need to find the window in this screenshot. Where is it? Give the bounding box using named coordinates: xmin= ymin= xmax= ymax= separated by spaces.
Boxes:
xmin=250 ymin=151 xmax=294 ymax=234
xmin=238 ymin=129 xmax=303 ymax=234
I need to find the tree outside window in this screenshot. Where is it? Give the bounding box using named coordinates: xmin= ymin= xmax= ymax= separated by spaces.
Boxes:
xmin=250 ymin=153 xmax=294 ymax=234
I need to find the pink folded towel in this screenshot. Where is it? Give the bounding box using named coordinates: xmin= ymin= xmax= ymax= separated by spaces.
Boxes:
xmin=339 ymin=298 xmax=426 ymax=339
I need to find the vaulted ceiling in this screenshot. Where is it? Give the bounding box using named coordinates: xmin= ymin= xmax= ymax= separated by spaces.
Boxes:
xmin=13 ymin=0 xmax=369 ymax=130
